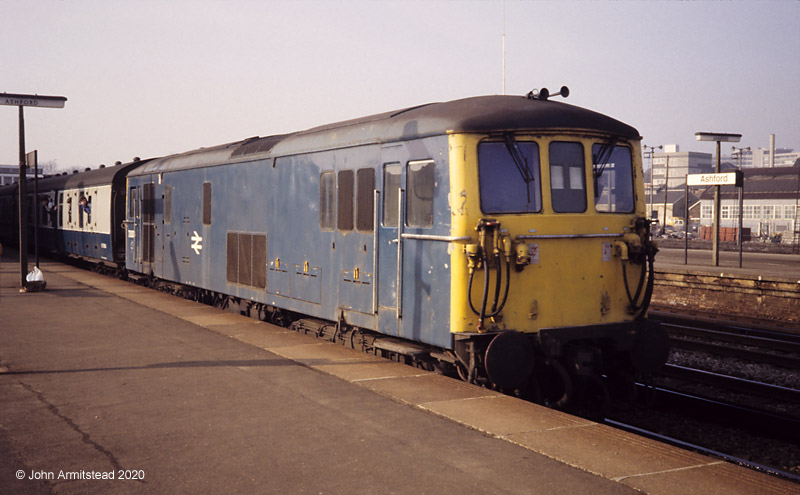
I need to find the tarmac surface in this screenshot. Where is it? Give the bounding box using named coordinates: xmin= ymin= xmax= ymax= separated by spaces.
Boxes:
xmin=1 ymin=254 xmax=797 ymax=494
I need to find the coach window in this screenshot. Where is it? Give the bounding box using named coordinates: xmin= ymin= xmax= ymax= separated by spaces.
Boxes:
xmin=382 ymin=164 xmax=401 ymax=227
xmin=356 ymin=168 xmax=375 ymax=232
xmin=203 ymin=182 xmax=212 ymax=225
xmin=478 ymin=141 xmax=541 ymax=213
xmin=550 ymin=142 xmax=587 ymax=213
xmin=592 ymin=144 xmax=634 ymax=213
xmin=85 ymin=196 xmax=92 ymax=225
xmin=319 ymin=171 xmax=335 ymax=230
xmin=58 ymin=192 xmax=64 ymax=228
xmin=407 ymin=160 xmax=435 ymax=228
xmin=337 ymin=170 xmax=354 ymax=231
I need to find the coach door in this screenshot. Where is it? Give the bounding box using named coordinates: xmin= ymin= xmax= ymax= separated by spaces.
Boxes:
xmin=126 ymin=185 xmax=141 ymax=273
xmin=128 ymin=181 xmax=158 ymax=276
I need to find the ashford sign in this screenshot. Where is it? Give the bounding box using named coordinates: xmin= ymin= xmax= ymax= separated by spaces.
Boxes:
xmin=686 ymin=171 xmax=743 ymax=187
xmin=1 ymin=93 xmax=67 ymax=108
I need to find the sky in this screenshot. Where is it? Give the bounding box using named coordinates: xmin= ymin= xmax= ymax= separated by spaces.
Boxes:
xmin=1 ymin=0 xmax=798 ymax=172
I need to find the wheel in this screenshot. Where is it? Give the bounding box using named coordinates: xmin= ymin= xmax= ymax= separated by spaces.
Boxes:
xmin=535 ymin=359 xmax=572 ymax=409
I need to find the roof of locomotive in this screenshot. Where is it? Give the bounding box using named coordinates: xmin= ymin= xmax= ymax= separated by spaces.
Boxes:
xmin=129 ymin=95 xmax=640 ymax=175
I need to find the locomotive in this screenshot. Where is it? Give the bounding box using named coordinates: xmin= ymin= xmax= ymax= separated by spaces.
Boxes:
xmin=0 ymin=91 xmax=669 ymax=407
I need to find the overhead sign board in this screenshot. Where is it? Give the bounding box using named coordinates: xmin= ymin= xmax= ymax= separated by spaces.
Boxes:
xmin=0 ymin=93 xmax=67 ymax=108
xmin=686 ymin=171 xmax=743 ymax=187
xmin=695 ymin=132 xmax=742 ymax=143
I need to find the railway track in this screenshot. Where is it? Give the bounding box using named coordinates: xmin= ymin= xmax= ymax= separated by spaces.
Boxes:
xmin=649 ymin=306 xmax=800 ymax=336
xmin=659 ymin=363 xmax=800 ymax=403
xmin=650 ymin=309 xmax=800 ymax=393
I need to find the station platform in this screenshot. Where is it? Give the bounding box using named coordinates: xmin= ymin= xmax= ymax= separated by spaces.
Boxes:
xmin=655 ymin=247 xmax=800 ymax=282
xmin=1 ymin=255 xmax=797 ymax=494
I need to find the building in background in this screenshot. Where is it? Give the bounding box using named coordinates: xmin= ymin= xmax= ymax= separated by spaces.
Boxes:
xmin=697 ymin=164 xmax=800 ymax=242
xmin=0 ymin=164 xmax=44 ymax=186
xmin=651 ymin=145 xmax=713 ymax=190
xmin=721 ymin=134 xmax=800 ymax=169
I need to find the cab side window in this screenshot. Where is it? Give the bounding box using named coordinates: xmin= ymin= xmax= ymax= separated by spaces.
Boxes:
xmin=550 ymin=142 xmax=586 ymax=213
xmin=406 ymin=160 xmax=434 ymax=228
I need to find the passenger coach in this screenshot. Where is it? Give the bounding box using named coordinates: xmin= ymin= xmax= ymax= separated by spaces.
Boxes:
xmin=0 ymin=161 xmax=141 ymax=265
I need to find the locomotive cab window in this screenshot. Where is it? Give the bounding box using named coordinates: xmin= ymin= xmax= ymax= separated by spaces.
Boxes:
xmin=382 ymin=164 xmax=401 ymax=227
xmin=549 ymin=142 xmax=587 ymax=213
xmin=407 ymin=160 xmax=435 ymax=228
xmin=592 ymin=144 xmax=634 ymax=213
xmin=478 ymin=141 xmax=541 ymax=213
xmin=356 ymin=168 xmax=375 ymax=232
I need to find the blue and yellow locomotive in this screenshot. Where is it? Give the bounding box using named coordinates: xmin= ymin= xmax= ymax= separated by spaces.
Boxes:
xmin=123 ymin=91 xmax=667 ymax=404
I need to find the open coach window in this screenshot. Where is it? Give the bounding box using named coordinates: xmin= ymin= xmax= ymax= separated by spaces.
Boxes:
xmin=478 ymin=140 xmax=541 ymax=213
xmin=592 ymin=144 xmax=634 ymax=213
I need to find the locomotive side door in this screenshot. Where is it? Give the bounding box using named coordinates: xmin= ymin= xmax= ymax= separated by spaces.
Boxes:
xmin=376 ymin=144 xmax=406 ymax=337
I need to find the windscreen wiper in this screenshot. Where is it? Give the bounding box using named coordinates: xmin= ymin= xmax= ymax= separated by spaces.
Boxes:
xmin=593 ymin=138 xmax=617 ymax=198
xmin=503 ymin=133 xmax=535 ymax=203
xmin=593 ymin=138 xmax=617 ymax=179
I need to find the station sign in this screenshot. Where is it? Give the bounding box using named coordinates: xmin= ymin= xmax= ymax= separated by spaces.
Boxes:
xmin=686 ymin=171 xmax=743 ymax=187
xmin=0 ymin=93 xmax=66 ymax=108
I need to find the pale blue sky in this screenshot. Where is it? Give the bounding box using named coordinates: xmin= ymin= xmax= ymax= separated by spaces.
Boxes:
xmin=2 ymin=0 xmax=798 ymax=171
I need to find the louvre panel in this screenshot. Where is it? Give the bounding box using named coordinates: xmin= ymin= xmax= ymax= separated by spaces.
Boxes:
xmin=142 ymin=225 xmax=154 ymax=263
xmin=226 ymin=232 xmax=238 ymax=284
xmin=142 ymin=183 xmax=155 ymax=222
xmin=253 ymin=234 xmax=267 ymax=289
xmin=238 ymin=233 xmax=253 ymax=287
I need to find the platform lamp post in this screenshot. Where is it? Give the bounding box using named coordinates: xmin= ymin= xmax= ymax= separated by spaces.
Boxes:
xmin=661 ymin=154 xmax=671 ymax=235
xmin=0 ymin=92 xmax=67 ymax=290
xmin=695 ymin=132 xmax=742 ymax=267
xmin=643 ymin=145 xmax=662 ymax=229
xmin=732 ymin=146 xmax=750 ymax=268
